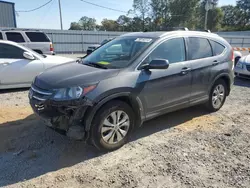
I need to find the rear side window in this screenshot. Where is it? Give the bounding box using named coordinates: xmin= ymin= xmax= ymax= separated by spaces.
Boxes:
xmin=0 ymin=43 xmax=25 ymax=59
xmin=210 ymin=40 xmax=225 ymax=56
xmin=25 ymin=32 xmax=50 ymax=42
xmin=0 ymin=33 xmax=3 ymax=40
xmin=188 ymin=37 xmax=212 ymax=60
xmin=6 ymin=32 xmax=25 ymax=43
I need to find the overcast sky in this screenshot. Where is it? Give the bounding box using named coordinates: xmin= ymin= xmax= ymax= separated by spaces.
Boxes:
xmin=7 ymin=0 xmax=236 ymax=30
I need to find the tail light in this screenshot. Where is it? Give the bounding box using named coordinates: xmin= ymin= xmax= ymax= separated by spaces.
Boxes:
xmin=50 ymin=43 xmax=54 ymax=52
xmin=231 ymin=49 xmax=234 ymax=62
xmin=231 ymin=49 xmax=235 ymax=69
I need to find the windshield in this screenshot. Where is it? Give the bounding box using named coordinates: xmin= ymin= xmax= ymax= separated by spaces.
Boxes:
xmin=82 ymin=37 xmax=154 ymax=69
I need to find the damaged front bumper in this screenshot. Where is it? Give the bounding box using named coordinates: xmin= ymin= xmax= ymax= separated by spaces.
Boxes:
xmin=29 ymin=85 xmax=93 ymax=140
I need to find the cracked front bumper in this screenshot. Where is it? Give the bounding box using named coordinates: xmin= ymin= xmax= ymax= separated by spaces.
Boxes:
xmin=29 ymin=86 xmax=93 ymax=133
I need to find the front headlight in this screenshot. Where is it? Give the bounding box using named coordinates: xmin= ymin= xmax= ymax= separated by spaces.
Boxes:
xmin=236 ymin=61 xmax=244 ymax=69
xmin=53 ymin=85 xmax=97 ymax=100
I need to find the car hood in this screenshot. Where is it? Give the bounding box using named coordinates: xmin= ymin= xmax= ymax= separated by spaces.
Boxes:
xmin=240 ymin=55 xmax=250 ymax=64
xmin=35 ymin=62 xmax=120 ymax=89
xmin=42 ymin=55 xmax=74 ymax=64
xmin=40 ymin=55 xmax=75 ymax=70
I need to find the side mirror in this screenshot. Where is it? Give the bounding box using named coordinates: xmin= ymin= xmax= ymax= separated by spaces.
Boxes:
xmin=141 ymin=59 xmax=169 ymax=70
xmin=23 ymin=52 xmax=35 ymax=60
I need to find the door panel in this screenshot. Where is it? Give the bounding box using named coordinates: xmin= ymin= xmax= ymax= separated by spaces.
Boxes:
xmin=0 ymin=43 xmax=44 ymax=86
xmin=187 ymin=37 xmax=214 ymax=102
xmin=0 ymin=59 xmax=44 ymax=85
xmin=137 ymin=61 xmax=192 ymax=117
xmin=136 ymin=37 xmax=192 ymax=117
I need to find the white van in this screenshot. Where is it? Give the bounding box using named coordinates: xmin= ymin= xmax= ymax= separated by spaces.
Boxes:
xmin=0 ymin=29 xmax=54 ymax=55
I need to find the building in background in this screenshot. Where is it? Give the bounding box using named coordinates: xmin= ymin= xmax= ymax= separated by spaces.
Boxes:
xmin=0 ymin=0 xmax=16 ymax=28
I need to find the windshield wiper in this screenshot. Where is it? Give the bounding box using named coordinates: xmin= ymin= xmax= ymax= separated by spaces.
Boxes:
xmin=85 ymin=62 xmax=108 ymax=69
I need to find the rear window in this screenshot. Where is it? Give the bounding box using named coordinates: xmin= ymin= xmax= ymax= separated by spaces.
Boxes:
xmin=25 ymin=32 xmax=50 ymax=42
xmin=0 ymin=32 xmax=3 ymax=40
xmin=6 ymin=32 xmax=25 ymax=43
xmin=188 ymin=37 xmax=212 ymax=60
xmin=210 ymin=40 xmax=225 ymax=56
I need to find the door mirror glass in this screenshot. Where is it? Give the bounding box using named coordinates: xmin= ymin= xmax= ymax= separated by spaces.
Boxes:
xmin=141 ymin=59 xmax=169 ymax=70
xmin=23 ymin=52 xmax=35 ymax=60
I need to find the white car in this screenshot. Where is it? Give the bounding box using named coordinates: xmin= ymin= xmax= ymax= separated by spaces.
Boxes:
xmin=0 ymin=40 xmax=74 ymax=89
xmin=235 ymin=54 xmax=250 ymax=79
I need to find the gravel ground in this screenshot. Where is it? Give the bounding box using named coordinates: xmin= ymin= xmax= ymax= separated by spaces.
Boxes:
xmin=0 ymin=78 xmax=250 ymax=188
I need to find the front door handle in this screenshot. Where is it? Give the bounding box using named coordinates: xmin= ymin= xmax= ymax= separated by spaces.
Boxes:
xmin=180 ymin=67 xmax=191 ymax=75
xmin=212 ymin=60 xmax=220 ymax=66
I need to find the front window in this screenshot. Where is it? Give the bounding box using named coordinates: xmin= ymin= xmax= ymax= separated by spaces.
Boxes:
xmin=82 ymin=37 xmax=154 ymax=69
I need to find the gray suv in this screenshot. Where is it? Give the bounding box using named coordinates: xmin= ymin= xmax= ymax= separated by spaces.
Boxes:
xmin=29 ymin=31 xmax=234 ymax=151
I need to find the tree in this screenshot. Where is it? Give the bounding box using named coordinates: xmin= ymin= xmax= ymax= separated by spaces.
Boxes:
xmin=69 ymin=22 xmax=82 ymax=30
xmin=197 ymin=0 xmax=223 ymax=31
xmin=169 ymin=0 xmax=200 ymax=28
xmin=151 ymin=0 xmax=169 ymax=29
xmin=236 ymin=0 xmax=250 ymax=26
xmin=69 ymin=16 xmax=97 ymax=30
xmin=79 ymin=16 xmax=97 ymax=30
xmin=132 ymin=0 xmax=150 ymax=30
xmin=117 ymin=15 xmax=133 ymax=31
xmin=101 ymin=19 xmax=119 ymax=31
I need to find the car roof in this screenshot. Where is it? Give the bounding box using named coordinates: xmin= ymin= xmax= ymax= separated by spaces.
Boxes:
xmin=120 ymin=31 xmax=220 ymax=39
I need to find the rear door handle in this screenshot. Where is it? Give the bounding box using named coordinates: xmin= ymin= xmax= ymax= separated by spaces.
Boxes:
xmin=212 ymin=60 xmax=220 ymax=66
xmin=180 ymin=67 xmax=191 ymax=75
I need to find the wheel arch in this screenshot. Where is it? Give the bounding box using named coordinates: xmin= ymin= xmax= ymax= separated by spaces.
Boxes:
xmin=209 ymin=73 xmax=231 ymax=96
xmin=83 ymin=92 xmax=145 ymax=131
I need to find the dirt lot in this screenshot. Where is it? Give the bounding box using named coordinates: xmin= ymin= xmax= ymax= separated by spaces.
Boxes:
xmin=0 ymin=78 xmax=250 ymax=188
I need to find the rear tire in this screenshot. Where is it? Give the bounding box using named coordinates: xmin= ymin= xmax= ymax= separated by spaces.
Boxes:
xmin=90 ymin=100 xmax=135 ymax=151
xmin=206 ymin=79 xmax=227 ymax=112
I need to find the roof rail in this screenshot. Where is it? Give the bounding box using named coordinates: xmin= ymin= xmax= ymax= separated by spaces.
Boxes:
xmin=0 ymin=28 xmax=41 ymax=32
xmin=165 ymin=27 xmax=189 ymax=31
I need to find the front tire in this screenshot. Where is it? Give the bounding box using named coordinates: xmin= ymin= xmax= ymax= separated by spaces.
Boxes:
xmin=90 ymin=100 xmax=135 ymax=151
xmin=206 ymin=79 xmax=227 ymax=112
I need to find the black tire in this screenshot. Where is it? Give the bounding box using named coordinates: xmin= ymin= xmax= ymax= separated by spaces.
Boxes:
xmin=206 ymin=79 xmax=227 ymax=112
xmin=90 ymin=100 xmax=135 ymax=151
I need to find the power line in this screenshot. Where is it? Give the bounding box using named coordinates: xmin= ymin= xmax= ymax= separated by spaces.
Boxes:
xmin=80 ymin=0 xmax=127 ymax=13
xmin=16 ymin=0 xmax=53 ymax=13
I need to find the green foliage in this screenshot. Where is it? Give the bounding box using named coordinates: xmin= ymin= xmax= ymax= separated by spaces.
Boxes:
xmin=69 ymin=0 xmax=250 ymax=32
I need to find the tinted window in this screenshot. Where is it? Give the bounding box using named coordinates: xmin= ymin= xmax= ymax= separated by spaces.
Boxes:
xmin=0 ymin=44 xmax=25 ymax=59
xmin=25 ymin=32 xmax=50 ymax=42
xmin=6 ymin=32 xmax=25 ymax=43
xmin=0 ymin=33 xmax=3 ymax=40
xmin=146 ymin=38 xmax=186 ymax=64
xmin=210 ymin=40 xmax=225 ymax=56
xmin=188 ymin=38 xmax=212 ymax=60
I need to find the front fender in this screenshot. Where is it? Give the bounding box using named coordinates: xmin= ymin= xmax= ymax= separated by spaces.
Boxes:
xmin=83 ymin=92 xmax=145 ymax=131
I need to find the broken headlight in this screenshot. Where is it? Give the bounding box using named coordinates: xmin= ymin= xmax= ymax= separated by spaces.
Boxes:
xmin=53 ymin=85 xmax=97 ymax=100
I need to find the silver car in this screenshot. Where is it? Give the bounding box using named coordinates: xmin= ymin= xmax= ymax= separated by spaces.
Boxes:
xmin=235 ymin=55 xmax=250 ymax=79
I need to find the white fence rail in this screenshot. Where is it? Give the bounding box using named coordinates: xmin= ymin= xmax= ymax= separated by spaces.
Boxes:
xmin=1 ymin=28 xmax=250 ymax=54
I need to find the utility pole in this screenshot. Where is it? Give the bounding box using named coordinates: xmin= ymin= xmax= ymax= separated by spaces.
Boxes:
xmin=204 ymin=0 xmax=213 ymax=30
xmin=58 ymin=0 xmax=63 ymax=30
